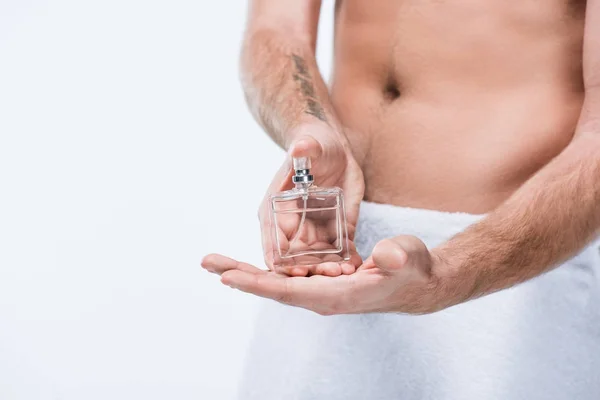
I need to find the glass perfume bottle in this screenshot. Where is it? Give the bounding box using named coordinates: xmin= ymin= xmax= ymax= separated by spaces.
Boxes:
xmin=269 ymin=157 xmax=350 ymax=269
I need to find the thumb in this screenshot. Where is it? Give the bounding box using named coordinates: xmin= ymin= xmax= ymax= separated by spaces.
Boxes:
xmin=289 ymin=135 xmax=323 ymax=160
xmin=372 ymin=235 xmax=432 ymax=280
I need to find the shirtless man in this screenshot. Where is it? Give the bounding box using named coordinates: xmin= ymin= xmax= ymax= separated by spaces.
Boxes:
xmin=202 ymin=1 xmax=600 ymax=398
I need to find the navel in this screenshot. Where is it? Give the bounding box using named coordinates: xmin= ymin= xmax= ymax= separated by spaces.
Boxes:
xmin=383 ymin=81 xmax=401 ymax=101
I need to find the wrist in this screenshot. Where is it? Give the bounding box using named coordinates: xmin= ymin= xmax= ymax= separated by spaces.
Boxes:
xmin=429 ymin=248 xmax=477 ymax=309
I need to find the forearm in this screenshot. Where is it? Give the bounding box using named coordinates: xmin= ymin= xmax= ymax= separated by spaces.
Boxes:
xmin=434 ymin=94 xmax=600 ymax=306
xmin=240 ymin=28 xmax=342 ymax=149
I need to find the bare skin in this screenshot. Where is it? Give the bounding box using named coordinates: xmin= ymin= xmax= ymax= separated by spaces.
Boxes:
xmin=334 ymin=0 xmax=586 ymax=213
xmin=202 ymin=0 xmax=600 ymax=315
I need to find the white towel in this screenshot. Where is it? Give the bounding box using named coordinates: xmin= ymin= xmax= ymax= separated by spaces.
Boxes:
xmin=237 ymin=201 xmax=600 ymax=400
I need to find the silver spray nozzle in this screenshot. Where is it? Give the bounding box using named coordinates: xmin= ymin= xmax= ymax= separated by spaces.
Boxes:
xmin=292 ymin=157 xmax=313 ymax=185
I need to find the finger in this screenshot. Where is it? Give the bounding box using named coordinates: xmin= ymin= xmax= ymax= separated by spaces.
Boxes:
xmin=313 ymin=253 xmax=352 ymax=276
xmin=201 ymin=254 xmax=266 ymax=276
xmin=275 ymin=265 xmax=310 ymax=277
xmin=356 ymin=256 xmax=377 ymax=271
xmin=340 ymin=262 xmax=356 ymax=275
xmin=289 ymin=266 xmax=310 ymax=277
xmin=259 ymin=218 xmax=275 ymax=269
xmin=347 ymin=240 xmax=363 ymax=269
xmin=267 ymin=156 xmax=294 ymax=194
xmin=372 ymin=238 xmax=408 ymax=271
xmin=372 ymin=235 xmax=431 ymax=280
xmin=259 ymin=158 xmax=296 ymax=269
xmin=317 ymin=257 xmax=355 ymax=276
xmin=260 ymin=207 xmax=301 ymax=270
xmin=313 ymin=262 xmax=343 ymax=277
xmin=221 ymin=270 xmax=354 ymax=312
xmin=289 ymin=135 xmax=323 ymax=160
xmin=277 ymin=262 xmax=340 ymax=277
xmin=343 ymin=167 xmax=364 ymax=225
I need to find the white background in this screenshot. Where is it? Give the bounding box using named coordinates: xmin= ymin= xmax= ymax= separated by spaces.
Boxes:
xmin=0 ymin=1 xmax=334 ymax=399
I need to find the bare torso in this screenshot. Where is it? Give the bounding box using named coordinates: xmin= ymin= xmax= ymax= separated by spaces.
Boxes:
xmin=331 ymin=0 xmax=586 ymax=213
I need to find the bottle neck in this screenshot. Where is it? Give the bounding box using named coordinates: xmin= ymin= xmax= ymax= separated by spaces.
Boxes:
xmin=294 ymin=182 xmax=313 ymax=191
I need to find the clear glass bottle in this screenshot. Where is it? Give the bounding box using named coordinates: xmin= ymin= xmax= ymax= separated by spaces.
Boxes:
xmin=268 ymin=157 xmax=350 ymax=269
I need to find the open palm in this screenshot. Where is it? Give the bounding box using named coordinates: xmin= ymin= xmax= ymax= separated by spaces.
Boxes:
xmin=202 ymin=234 xmax=442 ymax=315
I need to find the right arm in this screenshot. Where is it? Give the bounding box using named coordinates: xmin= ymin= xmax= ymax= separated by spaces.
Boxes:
xmin=240 ymin=0 xmax=365 ymax=276
xmin=240 ymin=0 xmax=343 ymax=148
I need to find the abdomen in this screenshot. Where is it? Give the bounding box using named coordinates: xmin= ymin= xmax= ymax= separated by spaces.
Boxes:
xmin=331 ymin=0 xmax=585 ymax=213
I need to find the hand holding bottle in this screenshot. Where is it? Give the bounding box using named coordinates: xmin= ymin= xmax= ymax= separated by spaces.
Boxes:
xmin=258 ymin=121 xmax=364 ymax=277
